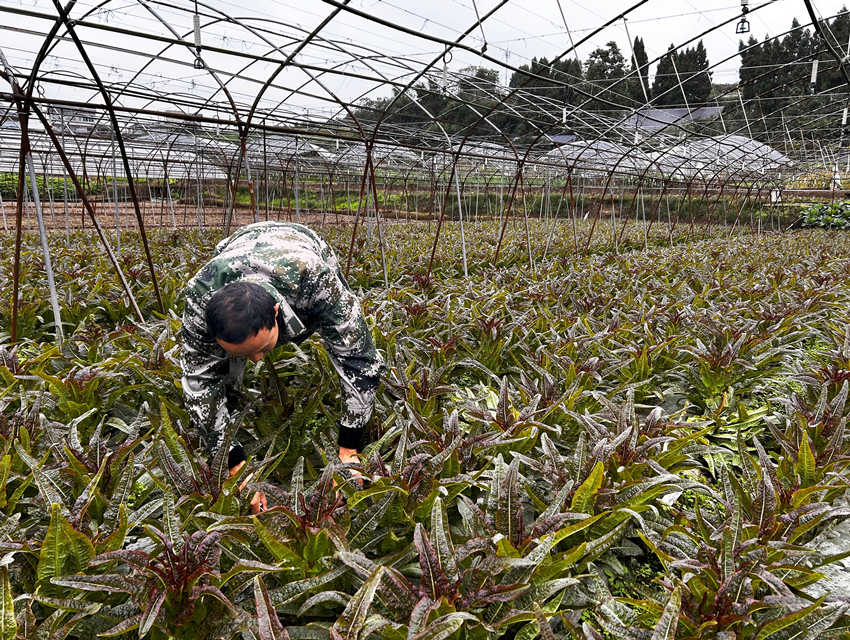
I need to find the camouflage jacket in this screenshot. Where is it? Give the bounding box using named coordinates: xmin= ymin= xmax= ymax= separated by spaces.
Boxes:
xmin=180 ymin=222 xmax=383 ymax=456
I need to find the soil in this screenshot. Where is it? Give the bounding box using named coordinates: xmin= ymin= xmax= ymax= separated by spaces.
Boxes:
xmin=0 ymin=201 xmax=423 ymax=232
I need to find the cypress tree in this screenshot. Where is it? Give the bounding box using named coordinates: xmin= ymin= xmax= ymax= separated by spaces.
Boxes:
xmin=739 ymin=35 xmax=762 ymax=101
xmin=651 ymin=45 xmax=679 ymax=106
xmin=684 ymin=41 xmax=712 ymax=106
xmin=627 ymin=36 xmax=651 ymax=105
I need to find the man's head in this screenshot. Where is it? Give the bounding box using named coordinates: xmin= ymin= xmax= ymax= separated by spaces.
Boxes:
xmin=206 ymin=281 xmax=280 ymax=363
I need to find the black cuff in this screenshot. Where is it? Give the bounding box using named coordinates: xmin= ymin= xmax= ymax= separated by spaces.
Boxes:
xmin=227 ymin=445 xmax=246 ymax=469
xmin=337 ymin=426 xmax=362 ymax=450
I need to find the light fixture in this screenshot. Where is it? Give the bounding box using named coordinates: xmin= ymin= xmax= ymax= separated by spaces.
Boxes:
xmin=193 ymin=0 xmax=205 ymax=70
xmin=736 ymin=0 xmax=750 ymax=34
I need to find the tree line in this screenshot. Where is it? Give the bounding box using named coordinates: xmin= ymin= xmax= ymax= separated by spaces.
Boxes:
xmin=339 ymin=9 xmax=849 ymax=145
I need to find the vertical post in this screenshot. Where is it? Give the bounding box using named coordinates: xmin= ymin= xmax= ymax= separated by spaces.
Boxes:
xmin=45 ymin=159 xmax=56 ymax=227
xmin=25 ymin=148 xmax=64 ymax=344
xmin=670 ymin=52 xmax=692 ymax=119
xmin=195 ymin=132 xmax=202 ymax=230
xmin=111 ymin=128 xmax=121 ymax=252
xmin=59 ymin=108 xmax=70 ymax=239
xmin=366 ymin=152 xmax=389 ymax=288
xmin=263 ymin=122 xmax=270 ymax=221
xmin=738 ymin=91 xmax=753 ymax=139
xmin=623 ymin=17 xmax=650 ymax=104
xmin=294 ymin=147 xmax=301 ymax=223
xmin=320 ymin=174 xmax=326 ymax=225
xmin=164 ymin=163 xmax=176 ymax=229
xmin=346 ymin=176 xmax=351 ymax=219
xmin=517 ymin=167 xmax=534 ymax=270
xmin=452 ymin=153 xmax=469 ymax=277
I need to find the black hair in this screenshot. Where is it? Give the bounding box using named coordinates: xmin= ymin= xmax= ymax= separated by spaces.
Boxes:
xmin=205 ymin=281 xmax=277 ymax=344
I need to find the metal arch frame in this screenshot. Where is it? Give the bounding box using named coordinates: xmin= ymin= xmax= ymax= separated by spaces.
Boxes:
xmin=4 ymin=0 xmax=850 ymax=336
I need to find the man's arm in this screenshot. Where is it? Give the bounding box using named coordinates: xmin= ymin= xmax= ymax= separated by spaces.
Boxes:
xmin=179 ymin=321 xmax=231 ymax=456
xmin=300 ymin=265 xmax=383 ymax=458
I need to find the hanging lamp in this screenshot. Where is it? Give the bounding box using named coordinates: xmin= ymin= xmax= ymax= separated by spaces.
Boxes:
xmin=736 ymin=0 xmax=750 ymax=34
xmin=193 ymin=0 xmax=205 ymax=69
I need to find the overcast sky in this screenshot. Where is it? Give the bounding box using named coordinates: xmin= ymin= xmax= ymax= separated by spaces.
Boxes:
xmin=3 ymin=0 xmax=850 ymax=118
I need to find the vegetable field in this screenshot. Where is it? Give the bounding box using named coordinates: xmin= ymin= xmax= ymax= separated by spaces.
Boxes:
xmin=2 ymin=220 xmax=850 ymax=639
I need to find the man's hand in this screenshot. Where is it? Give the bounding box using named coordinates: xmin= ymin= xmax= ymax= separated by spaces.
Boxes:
xmin=229 ymin=461 xmax=267 ymax=514
xmin=338 ymin=446 xmax=363 ymax=487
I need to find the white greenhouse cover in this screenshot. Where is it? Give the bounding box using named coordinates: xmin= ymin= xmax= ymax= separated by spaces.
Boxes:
xmin=335 ymin=142 xmax=422 ymax=169
xmin=537 ymin=140 xmax=652 ymax=175
xmin=653 ymin=134 xmax=793 ymax=179
xmin=245 ymin=134 xmax=336 ymax=167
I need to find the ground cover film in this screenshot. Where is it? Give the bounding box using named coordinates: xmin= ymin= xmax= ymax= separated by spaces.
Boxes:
xmin=1 ymin=221 xmax=850 ymax=639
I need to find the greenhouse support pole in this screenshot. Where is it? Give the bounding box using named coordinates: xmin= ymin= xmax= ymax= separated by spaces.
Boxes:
xmin=294 ymin=154 xmax=301 ymax=223
xmin=263 ymin=123 xmax=270 ymax=221
xmin=452 ymin=161 xmax=469 ymax=278
xmin=164 ymin=163 xmax=176 ymax=229
xmin=498 ymin=175 xmax=504 ymax=228
xmin=543 ymin=173 xmax=569 ymax=259
xmin=45 ymin=160 xmax=56 ymax=227
xmin=225 ymin=152 xmax=243 ymax=234
xmin=366 ymin=152 xmax=389 ymax=288
xmin=516 ymin=168 xmax=534 ymax=270
xmin=238 ymin=137 xmax=258 ymax=224
xmin=738 ymin=91 xmax=753 ymax=139
xmin=3 ymin=52 xmax=33 ymax=344
xmin=147 ymin=171 xmax=159 ymax=226
xmin=225 ymin=171 xmax=234 ymax=230
xmin=182 ymin=176 xmax=188 ymax=225
xmin=320 ymin=175 xmax=326 ymax=225
xmin=569 ymin=172 xmax=578 ymax=255
xmin=60 ymin=109 xmax=69 ymax=240
xmin=611 ymin=191 xmax=618 ymax=255
xmin=25 ymin=149 xmax=64 ymax=345
xmin=344 ymin=158 xmax=371 ymax=277
xmin=474 ymin=177 xmax=480 ymax=224
xmin=111 ymin=129 xmax=121 ymax=252
xmin=346 ymin=177 xmax=351 ymax=218
xmin=538 ymin=178 xmax=545 ymax=221
xmin=26 ymin=101 xmax=145 ymax=324
xmin=195 ymin=133 xmax=203 ymax=230
xmin=0 ymin=189 xmax=6 ymax=232
xmin=670 ymin=54 xmax=692 ymax=119
xmin=623 ymin=16 xmax=650 ymax=103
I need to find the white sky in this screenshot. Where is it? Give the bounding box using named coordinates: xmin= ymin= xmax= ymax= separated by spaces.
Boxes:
xmin=2 ymin=0 xmax=850 ymax=119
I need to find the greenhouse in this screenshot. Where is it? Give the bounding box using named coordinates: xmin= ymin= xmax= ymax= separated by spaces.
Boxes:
xmin=3 ymin=1 xmax=850 ymax=638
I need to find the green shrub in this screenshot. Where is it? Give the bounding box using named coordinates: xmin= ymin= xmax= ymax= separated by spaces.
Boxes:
xmin=800 ymin=201 xmax=850 ymax=229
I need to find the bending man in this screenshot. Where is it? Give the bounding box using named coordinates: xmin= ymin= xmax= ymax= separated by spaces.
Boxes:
xmin=180 ymin=222 xmax=383 ymax=512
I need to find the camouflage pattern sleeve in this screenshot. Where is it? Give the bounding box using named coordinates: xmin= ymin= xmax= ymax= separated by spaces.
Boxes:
xmin=296 ymin=263 xmax=383 ymax=450
xmin=179 ymin=305 xmax=232 ymax=456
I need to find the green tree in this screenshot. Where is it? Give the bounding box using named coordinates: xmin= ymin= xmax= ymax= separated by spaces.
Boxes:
xmin=504 ymin=56 xmax=583 ymax=137
xmin=652 ymin=45 xmax=679 ymax=106
xmin=819 ymin=7 xmax=850 ymax=91
xmin=652 ymin=41 xmax=711 ymax=107
xmin=457 ymin=66 xmax=501 ymax=103
xmin=584 ymin=41 xmax=629 ymax=111
xmin=683 ymin=40 xmax=712 ymax=106
xmin=626 ymin=36 xmax=651 ymax=105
